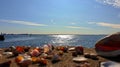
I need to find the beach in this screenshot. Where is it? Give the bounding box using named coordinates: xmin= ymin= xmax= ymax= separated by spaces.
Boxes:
xmin=0 ymin=46 xmax=119 ymax=67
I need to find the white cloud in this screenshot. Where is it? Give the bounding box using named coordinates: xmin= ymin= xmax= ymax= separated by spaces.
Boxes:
xmin=65 ymin=26 xmax=90 ymax=29
xmin=0 ymin=20 xmax=47 ymax=26
xmin=71 ymin=22 xmax=76 ymax=25
xmin=97 ymin=22 xmax=120 ymax=28
xmin=96 ymin=0 xmax=120 ymax=8
xmin=89 ymin=22 xmax=120 ymax=28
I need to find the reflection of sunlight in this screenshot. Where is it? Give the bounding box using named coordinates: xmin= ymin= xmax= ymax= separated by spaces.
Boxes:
xmin=52 ymin=35 xmax=74 ymax=39
xmin=57 ymin=35 xmax=73 ymax=39
xmin=51 ymin=35 xmax=74 ymax=44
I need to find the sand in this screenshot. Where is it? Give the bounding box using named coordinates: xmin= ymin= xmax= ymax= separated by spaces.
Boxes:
xmin=0 ymin=46 xmax=120 ymax=67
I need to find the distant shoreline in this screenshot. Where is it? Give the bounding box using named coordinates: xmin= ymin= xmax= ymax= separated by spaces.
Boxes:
xmin=4 ymin=34 xmax=108 ymax=35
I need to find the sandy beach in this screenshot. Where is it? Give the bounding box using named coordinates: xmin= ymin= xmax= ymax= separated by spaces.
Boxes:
xmin=0 ymin=46 xmax=120 ymax=67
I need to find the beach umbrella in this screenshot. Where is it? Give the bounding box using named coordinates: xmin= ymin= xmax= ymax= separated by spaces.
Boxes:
xmin=95 ymin=32 xmax=120 ymax=57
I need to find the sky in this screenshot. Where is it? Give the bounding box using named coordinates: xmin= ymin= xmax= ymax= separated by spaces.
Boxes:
xmin=0 ymin=0 xmax=120 ymax=34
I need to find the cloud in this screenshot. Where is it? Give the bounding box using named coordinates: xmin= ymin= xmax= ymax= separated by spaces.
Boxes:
xmin=96 ymin=0 xmax=120 ymax=8
xmin=65 ymin=26 xmax=90 ymax=29
xmin=89 ymin=22 xmax=120 ymax=28
xmin=71 ymin=22 xmax=76 ymax=25
xmin=97 ymin=22 xmax=120 ymax=28
xmin=0 ymin=20 xmax=47 ymax=26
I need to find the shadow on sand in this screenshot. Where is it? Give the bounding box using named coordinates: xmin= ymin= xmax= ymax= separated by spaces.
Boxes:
xmin=102 ymin=55 xmax=120 ymax=62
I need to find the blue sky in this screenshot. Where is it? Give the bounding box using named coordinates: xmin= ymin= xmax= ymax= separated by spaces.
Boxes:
xmin=0 ymin=0 xmax=120 ymax=34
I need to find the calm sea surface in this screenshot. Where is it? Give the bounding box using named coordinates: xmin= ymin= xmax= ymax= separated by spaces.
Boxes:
xmin=0 ymin=34 xmax=106 ymax=48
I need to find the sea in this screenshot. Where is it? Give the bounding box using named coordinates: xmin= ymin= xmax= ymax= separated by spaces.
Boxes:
xmin=0 ymin=34 xmax=107 ymax=48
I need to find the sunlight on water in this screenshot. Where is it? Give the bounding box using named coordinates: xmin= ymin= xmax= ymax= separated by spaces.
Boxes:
xmin=0 ymin=34 xmax=106 ymax=48
xmin=52 ymin=35 xmax=74 ymax=39
xmin=57 ymin=35 xmax=72 ymax=39
xmin=51 ymin=35 xmax=75 ymax=45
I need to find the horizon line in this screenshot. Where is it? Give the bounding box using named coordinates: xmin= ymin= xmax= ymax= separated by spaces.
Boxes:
xmin=2 ymin=33 xmax=108 ymax=35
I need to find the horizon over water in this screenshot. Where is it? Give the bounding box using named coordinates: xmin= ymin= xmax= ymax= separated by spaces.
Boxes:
xmin=0 ymin=34 xmax=107 ymax=48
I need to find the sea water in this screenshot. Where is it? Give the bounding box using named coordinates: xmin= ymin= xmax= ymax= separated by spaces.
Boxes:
xmin=0 ymin=34 xmax=106 ymax=48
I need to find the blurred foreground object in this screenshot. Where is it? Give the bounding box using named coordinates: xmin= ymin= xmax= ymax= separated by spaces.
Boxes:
xmin=95 ymin=32 xmax=120 ymax=57
xmin=0 ymin=60 xmax=11 ymax=67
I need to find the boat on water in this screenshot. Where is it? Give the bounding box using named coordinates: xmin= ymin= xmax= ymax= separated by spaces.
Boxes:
xmin=0 ymin=35 xmax=5 ymax=41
